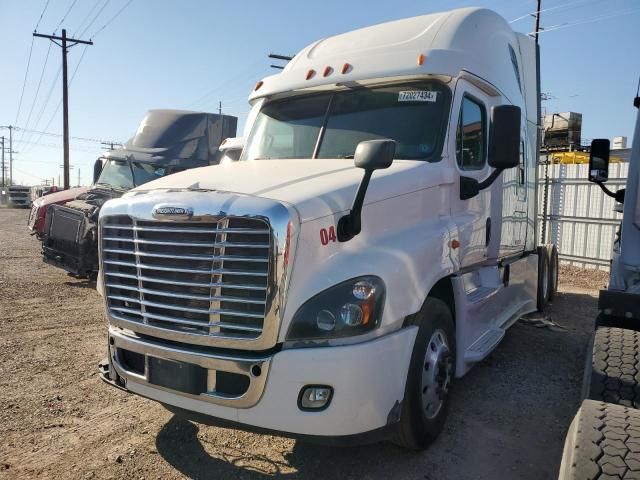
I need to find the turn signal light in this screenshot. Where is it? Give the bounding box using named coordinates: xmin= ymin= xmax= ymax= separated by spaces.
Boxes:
xmin=306 ymin=69 xmax=316 ymax=80
xmin=254 ymin=80 xmax=264 ymax=91
xmin=341 ymin=63 xmax=351 ymax=74
xmin=417 ymin=53 xmax=426 ymax=66
xmin=323 ymin=66 xmax=333 ymax=77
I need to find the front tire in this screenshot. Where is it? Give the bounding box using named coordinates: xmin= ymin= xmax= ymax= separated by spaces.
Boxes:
xmin=394 ymin=297 xmax=455 ymax=450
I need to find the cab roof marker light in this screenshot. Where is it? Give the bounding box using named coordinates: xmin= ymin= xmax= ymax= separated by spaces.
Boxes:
xmin=306 ymin=69 xmax=316 ymax=80
xmin=417 ymin=53 xmax=426 ymax=66
xmin=254 ymin=80 xmax=264 ymax=91
xmin=341 ymin=63 xmax=351 ymax=74
xmin=323 ymin=66 xmax=333 ymax=77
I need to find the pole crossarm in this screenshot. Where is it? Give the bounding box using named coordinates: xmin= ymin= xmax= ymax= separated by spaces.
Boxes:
xmin=33 ymin=32 xmax=93 ymax=46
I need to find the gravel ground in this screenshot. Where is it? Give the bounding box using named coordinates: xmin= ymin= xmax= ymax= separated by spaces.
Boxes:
xmin=0 ymin=206 xmax=603 ymax=480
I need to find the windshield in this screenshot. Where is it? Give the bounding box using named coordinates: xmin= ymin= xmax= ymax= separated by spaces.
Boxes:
xmin=96 ymin=159 xmax=168 ymax=190
xmin=243 ymin=81 xmax=451 ymax=162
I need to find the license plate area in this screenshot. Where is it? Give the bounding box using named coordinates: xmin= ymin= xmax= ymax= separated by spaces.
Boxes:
xmin=148 ymin=356 xmax=207 ymax=395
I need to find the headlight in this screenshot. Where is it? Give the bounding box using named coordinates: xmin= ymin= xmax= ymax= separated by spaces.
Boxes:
xmin=286 ymin=276 xmax=385 ymax=341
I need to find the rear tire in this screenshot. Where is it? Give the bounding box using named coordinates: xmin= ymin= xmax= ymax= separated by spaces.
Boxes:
xmin=558 ymin=400 xmax=640 ymax=479
xmin=537 ymin=246 xmax=550 ymax=311
xmin=394 ymin=297 xmax=455 ymax=450
xmin=585 ymin=327 xmax=640 ymax=408
xmin=547 ymin=245 xmax=559 ymax=302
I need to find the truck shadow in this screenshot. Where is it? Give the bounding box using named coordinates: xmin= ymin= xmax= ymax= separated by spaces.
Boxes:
xmin=154 ymin=287 xmax=599 ymax=479
xmin=155 ymin=415 xmax=415 ymax=479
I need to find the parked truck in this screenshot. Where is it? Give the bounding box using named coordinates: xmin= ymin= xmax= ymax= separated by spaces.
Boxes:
xmin=8 ymin=185 xmax=32 ymax=208
xmin=42 ymin=109 xmax=237 ymax=278
xmin=558 ymin=96 xmax=640 ymax=479
xmin=98 ymin=8 xmax=558 ymax=448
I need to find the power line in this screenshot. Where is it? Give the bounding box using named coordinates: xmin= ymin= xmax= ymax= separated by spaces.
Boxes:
xmin=19 ymin=41 xmax=53 ymax=143
xmin=16 ymin=127 xmax=118 ymax=145
xmin=23 ymin=65 xmax=63 ymax=146
xmin=34 ymin=0 xmax=52 ymax=31
xmin=73 ymin=0 xmax=103 ymax=36
xmin=14 ymin=37 xmax=35 ymax=125
xmin=187 ymin=65 xmax=271 ymax=110
xmin=54 ymin=0 xmax=79 ymax=33
xmin=25 ymin=45 xmax=90 ymax=153
xmin=91 ymin=0 xmax=135 ymax=39
xmin=532 ymin=6 xmax=640 ymax=35
xmin=510 ymin=0 xmax=592 ymax=24
xmin=78 ymin=0 xmax=111 ymax=38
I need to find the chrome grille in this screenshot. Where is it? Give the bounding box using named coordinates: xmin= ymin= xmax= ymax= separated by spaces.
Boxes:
xmin=101 ymin=215 xmax=271 ymax=341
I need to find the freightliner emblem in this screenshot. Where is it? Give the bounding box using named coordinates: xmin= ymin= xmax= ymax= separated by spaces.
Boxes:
xmin=152 ymin=204 xmax=194 ymax=220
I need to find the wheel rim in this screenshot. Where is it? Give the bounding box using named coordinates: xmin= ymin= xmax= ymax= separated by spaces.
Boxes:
xmin=421 ymin=329 xmax=452 ymax=420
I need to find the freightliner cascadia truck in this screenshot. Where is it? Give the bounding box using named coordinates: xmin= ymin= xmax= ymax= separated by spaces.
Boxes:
xmin=98 ymin=8 xmax=558 ymax=448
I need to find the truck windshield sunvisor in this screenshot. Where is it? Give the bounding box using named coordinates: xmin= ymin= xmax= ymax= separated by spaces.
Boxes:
xmin=243 ymin=81 xmax=451 ymax=162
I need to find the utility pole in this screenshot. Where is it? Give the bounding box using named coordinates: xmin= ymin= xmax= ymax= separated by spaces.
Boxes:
xmin=1 ymin=136 xmax=4 ymax=187
xmin=534 ymin=0 xmax=542 ymax=44
xmin=8 ymin=126 xmax=13 ymax=186
xmin=34 ymin=29 xmax=93 ymax=190
xmin=218 ymin=101 xmax=222 ymax=115
xmin=77 ymin=168 xmax=80 ymax=187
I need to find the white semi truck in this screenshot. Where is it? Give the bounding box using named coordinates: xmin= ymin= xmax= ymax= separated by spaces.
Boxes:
xmin=98 ymin=7 xmax=557 ymax=448
xmin=558 ymin=96 xmax=640 ymax=479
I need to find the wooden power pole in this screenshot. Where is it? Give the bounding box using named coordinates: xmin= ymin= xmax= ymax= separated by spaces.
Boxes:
xmin=534 ymin=0 xmax=542 ymax=44
xmin=34 ymin=29 xmax=92 ymax=189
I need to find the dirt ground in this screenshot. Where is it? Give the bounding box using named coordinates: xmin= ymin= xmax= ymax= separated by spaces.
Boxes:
xmin=0 ymin=206 xmax=606 ymax=480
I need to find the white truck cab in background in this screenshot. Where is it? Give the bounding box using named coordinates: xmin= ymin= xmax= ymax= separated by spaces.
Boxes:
xmin=99 ymin=8 xmax=556 ymax=448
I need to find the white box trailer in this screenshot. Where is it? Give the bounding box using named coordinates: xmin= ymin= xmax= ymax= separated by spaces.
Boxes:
xmin=98 ymin=7 xmax=557 ymax=447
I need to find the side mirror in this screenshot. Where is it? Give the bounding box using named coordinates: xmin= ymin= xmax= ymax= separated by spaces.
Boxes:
xmin=460 ymin=105 xmax=521 ymax=200
xmin=589 ymin=139 xmax=610 ymax=183
xmin=338 ymin=139 xmax=395 ymax=242
xmin=93 ymin=158 xmax=106 ymax=184
xmin=354 ymin=139 xmax=395 ymax=170
xmin=488 ymin=105 xmax=521 ymax=169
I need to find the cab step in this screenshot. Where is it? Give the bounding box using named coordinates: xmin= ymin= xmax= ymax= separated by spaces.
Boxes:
xmin=463 ymin=327 xmax=505 ymax=363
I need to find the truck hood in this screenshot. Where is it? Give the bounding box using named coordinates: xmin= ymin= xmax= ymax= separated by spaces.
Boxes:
xmin=32 ymin=187 xmax=88 ymax=208
xmin=129 ymin=159 xmax=453 ymax=222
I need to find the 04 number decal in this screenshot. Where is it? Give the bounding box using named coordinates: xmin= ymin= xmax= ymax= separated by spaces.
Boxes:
xmin=320 ymin=226 xmax=337 ymax=245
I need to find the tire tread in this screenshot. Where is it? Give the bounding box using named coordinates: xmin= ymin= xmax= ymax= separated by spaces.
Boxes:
xmin=588 ymin=327 xmax=640 ymax=409
xmin=559 ymin=400 xmax=640 ymax=479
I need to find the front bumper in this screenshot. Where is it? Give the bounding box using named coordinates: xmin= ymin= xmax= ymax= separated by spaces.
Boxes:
xmin=106 ymin=325 xmax=417 ymax=437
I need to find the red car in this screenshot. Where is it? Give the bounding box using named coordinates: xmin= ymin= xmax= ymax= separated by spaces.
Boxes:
xmin=28 ymin=187 xmax=88 ymax=238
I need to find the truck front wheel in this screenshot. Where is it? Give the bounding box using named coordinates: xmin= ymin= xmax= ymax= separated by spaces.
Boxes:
xmin=394 ymin=297 xmax=455 ymax=449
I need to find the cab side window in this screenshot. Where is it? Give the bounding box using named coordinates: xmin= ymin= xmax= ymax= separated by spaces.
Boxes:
xmin=456 ymin=96 xmax=486 ymax=170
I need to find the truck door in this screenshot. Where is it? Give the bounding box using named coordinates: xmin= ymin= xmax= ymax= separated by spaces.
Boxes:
xmin=449 ymin=81 xmax=494 ymax=267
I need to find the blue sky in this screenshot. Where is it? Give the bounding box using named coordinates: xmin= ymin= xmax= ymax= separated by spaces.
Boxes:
xmin=1 ymin=0 xmax=638 ymax=186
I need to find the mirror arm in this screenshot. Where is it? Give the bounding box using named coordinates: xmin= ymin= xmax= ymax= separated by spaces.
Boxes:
xmin=596 ymin=181 xmax=625 ymax=204
xmin=337 ymin=169 xmax=373 ymax=242
xmin=460 ymin=168 xmax=505 ymax=200
xmin=477 ymin=168 xmax=504 ymax=190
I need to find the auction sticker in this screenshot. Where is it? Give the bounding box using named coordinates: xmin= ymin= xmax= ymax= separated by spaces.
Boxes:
xmin=398 ymin=90 xmax=438 ymax=102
